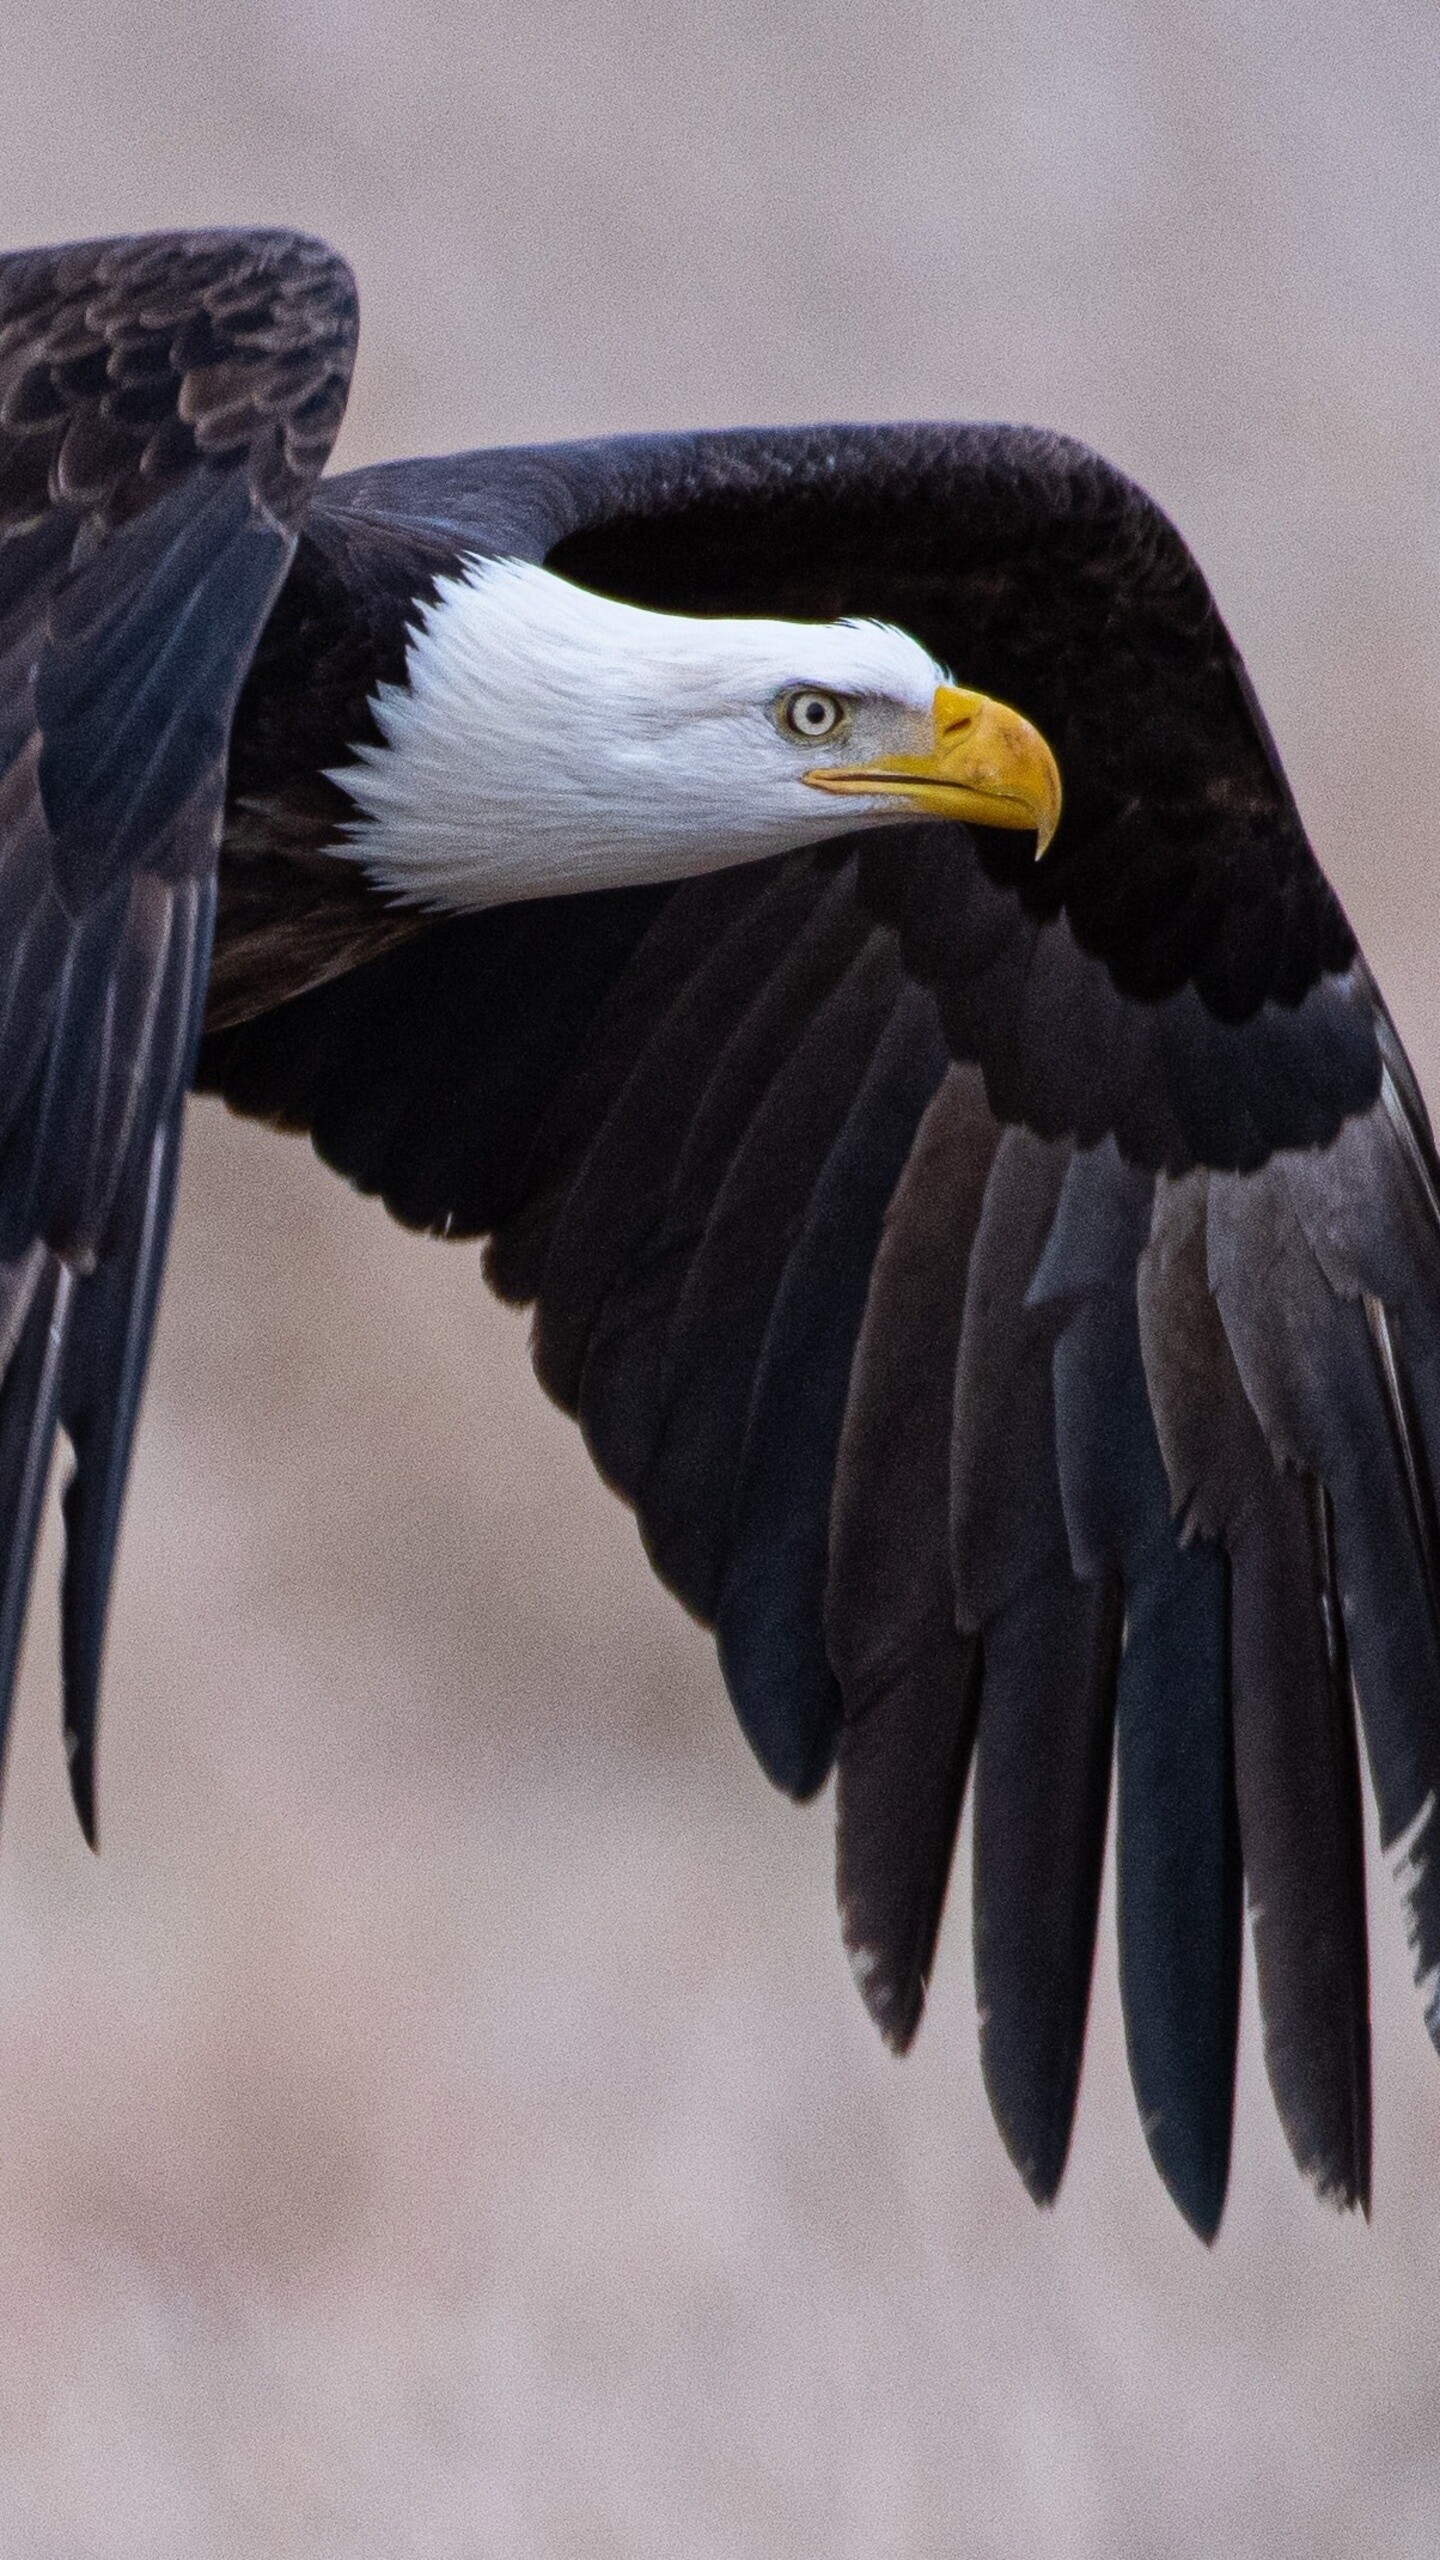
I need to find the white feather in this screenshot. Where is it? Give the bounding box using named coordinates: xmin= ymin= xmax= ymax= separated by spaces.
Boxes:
xmin=327 ymin=556 xmax=946 ymax=911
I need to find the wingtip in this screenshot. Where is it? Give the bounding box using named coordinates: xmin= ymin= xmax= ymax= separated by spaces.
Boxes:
xmin=1319 ymin=2175 xmax=1370 ymax=2223
xmin=1144 ymin=2120 xmax=1230 ymax=2244
xmin=65 ymin=1726 xmax=98 ymax=1851
xmin=999 ymin=2133 xmax=1070 ymax=2212
xmin=1299 ymin=2139 xmax=1370 ymax=2221
xmin=842 ymin=1926 xmax=926 ymax=2055
xmin=715 ymin=1602 xmax=841 ymax=1801
xmin=979 ymin=2051 xmax=1075 ymax=2209
xmin=1166 ymin=2182 xmax=1226 ymax=2246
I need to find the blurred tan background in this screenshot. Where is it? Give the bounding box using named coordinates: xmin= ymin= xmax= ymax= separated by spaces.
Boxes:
xmin=1 ymin=3 xmax=1440 ymax=2552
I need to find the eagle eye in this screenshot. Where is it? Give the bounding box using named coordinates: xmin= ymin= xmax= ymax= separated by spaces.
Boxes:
xmin=777 ymin=688 xmax=846 ymax=742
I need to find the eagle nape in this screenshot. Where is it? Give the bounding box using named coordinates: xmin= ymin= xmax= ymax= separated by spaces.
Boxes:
xmin=1 ymin=223 xmax=1437 ymax=2243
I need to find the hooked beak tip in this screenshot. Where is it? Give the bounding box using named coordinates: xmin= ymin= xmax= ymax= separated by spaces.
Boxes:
xmin=802 ymin=683 xmax=1062 ymax=852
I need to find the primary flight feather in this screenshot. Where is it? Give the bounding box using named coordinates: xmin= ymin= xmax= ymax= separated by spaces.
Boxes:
xmin=0 ymin=223 xmax=1432 ymax=2239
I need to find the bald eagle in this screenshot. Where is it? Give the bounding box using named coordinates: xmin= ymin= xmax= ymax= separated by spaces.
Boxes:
xmin=0 ymin=225 xmax=1429 ymax=2240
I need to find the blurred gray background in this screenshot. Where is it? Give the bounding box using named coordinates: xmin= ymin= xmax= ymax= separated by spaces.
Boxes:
xmin=1 ymin=4 xmax=1439 ymax=2552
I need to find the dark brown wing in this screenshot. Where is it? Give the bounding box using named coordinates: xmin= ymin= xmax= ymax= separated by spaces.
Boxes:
xmin=0 ymin=228 xmax=356 ymax=1834
xmin=198 ymin=423 xmax=1440 ymax=2238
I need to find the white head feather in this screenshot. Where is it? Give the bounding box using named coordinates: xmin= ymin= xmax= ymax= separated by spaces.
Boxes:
xmin=329 ymin=556 xmax=948 ymax=911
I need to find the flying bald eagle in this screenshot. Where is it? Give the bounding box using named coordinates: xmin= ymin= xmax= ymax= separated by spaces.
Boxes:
xmin=0 ymin=224 xmax=1432 ymax=2242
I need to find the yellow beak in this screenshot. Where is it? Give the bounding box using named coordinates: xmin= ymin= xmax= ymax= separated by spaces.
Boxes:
xmin=802 ymin=683 xmax=1062 ymax=855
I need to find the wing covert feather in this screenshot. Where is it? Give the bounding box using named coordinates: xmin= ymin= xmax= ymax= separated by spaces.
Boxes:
xmin=715 ymin=984 xmax=948 ymax=1795
xmin=1140 ymin=1172 xmax=1371 ymax=2207
xmin=952 ymin=1130 xmax=1123 ymax=2207
xmin=828 ymin=1067 xmax=997 ymax=2053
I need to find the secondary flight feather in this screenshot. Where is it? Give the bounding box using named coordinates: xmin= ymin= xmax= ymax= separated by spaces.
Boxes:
xmin=1 ymin=224 xmax=1434 ymax=2238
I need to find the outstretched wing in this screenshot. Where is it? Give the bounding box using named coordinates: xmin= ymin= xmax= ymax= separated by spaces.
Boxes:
xmin=201 ymin=423 xmax=1440 ymax=2237
xmin=0 ymin=228 xmax=357 ymax=1833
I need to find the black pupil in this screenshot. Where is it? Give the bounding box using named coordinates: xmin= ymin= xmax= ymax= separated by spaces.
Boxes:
xmin=803 ymin=699 xmax=827 ymax=727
